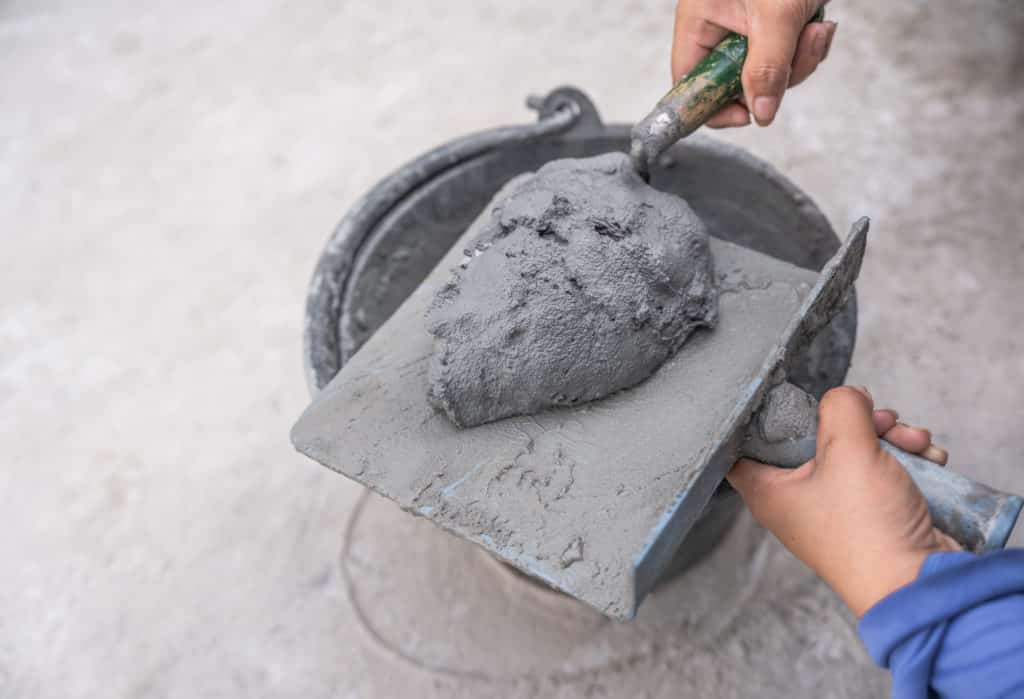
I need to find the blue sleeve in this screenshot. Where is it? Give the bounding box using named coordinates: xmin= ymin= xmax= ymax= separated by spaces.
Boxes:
xmin=858 ymin=548 xmax=1024 ymax=699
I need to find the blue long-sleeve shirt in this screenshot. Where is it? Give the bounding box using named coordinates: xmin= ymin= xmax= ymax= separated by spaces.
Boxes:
xmin=858 ymin=549 xmax=1024 ymax=698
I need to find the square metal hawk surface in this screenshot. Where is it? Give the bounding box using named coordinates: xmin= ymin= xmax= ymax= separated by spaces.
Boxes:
xmin=291 ymin=227 xmax=818 ymax=619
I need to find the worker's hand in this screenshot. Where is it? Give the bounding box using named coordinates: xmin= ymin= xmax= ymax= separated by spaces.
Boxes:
xmin=671 ymin=0 xmax=837 ymax=127
xmin=728 ymin=386 xmax=961 ymax=617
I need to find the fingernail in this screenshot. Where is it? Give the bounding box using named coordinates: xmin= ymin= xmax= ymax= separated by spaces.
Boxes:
xmin=811 ymin=26 xmax=828 ymax=60
xmin=752 ymin=96 xmax=779 ymax=126
xmin=821 ymin=21 xmax=837 ymax=61
xmin=897 ymin=421 xmax=933 ymax=439
xmin=922 ymin=444 xmax=949 ymax=466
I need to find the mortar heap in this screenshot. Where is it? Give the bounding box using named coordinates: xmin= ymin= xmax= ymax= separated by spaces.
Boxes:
xmin=426 ymin=152 xmax=719 ymax=427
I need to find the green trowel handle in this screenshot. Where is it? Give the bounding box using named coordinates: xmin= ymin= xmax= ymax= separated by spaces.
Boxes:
xmin=743 ymin=382 xmax=1024 ymax=553
xmin=658 ymin=32 xmax=748 ymax=131
xmin=630 ymin=8 xmax=825 ymax=172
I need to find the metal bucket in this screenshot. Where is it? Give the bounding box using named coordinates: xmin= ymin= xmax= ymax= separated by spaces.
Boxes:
xmin=302 ymin=86 xmax=856 ymax=580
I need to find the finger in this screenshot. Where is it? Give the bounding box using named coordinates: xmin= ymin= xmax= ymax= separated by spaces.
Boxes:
xmin=671 ymin=14 xmax=731 ymax=82
xmin=788 ymin=22 xmax=830 ymax=87
xmin=882 ymin=423 xmax=932 ymax=454
xmin=671 ymin=0 xmax=749 ymax=81
xmin=820 ymin=20 xmax=838 ymax=62
xmin=705 ymin=102 xmax=751 ymax=128
xmin=816 ymin=386 xmax=879 ymax=457
xmin=872 ymin=409 xmax=899 ymax=436
xmin=727 ymin=457 xmax=797 ymax=499
xmin=849 ymin=385 xmax=873 ymax=402
xmin=883 ymin=425 xmax=949 ymax=466
xmin=743 ymin=1 xmax=817 ymax=125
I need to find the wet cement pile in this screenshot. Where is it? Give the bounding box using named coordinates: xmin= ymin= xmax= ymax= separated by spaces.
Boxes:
xmin=426 ymin=152 xmax=718 ymax=427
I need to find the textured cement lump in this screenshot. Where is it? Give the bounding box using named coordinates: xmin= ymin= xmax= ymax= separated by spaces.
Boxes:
xmin=426 ymin=152 xmax=718 ymax=427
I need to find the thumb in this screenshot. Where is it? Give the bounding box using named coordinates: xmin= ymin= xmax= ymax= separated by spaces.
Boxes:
xmin=743 ymin=1 xmax=817 ymax=126
xmin=815 ymin=385 xmax=879 ymax=461
xmin=727 ymin=457 xmax=792 ymax=502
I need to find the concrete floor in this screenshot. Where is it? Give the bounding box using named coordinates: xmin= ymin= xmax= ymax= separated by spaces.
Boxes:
xmin=3 ymin=1 xmax=1023 ymax=697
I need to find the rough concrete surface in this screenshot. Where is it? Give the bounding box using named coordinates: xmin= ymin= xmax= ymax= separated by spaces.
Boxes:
xmin=427 ymin=152 xmax=717 ymax=427
xmin=3 ymin=1 xmax=1023 ymax=697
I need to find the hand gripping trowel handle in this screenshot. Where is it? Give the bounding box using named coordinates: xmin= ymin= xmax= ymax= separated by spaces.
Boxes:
xmin=743 ymin=382 xmax=1024 ymax=552
xmin=630 ymin=8 xmax=826 ymax=175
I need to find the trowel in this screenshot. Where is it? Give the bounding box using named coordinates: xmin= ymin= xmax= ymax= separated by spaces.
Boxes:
xmin=291 ymin=20 xmax=1024 ymax=620
xmin=292 ymin=213 xmax=1022 ymax=619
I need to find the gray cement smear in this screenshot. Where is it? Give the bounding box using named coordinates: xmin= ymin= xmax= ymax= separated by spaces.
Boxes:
xmin=426 ymin=153 xmax=718 ymax=427
xmin=742 ymin=382 xmax=821 ymax=468
xmin=756 ymin=382 xmax=819 ymax=443
xmin=291 ymin=219 xmax=818 ymax=618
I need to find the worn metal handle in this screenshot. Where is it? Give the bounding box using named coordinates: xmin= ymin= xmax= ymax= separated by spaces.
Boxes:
xmin=744 ymin=382 xmax=1024 ymax=552
xmin=630 ymin=8 xmax=824 ymax=174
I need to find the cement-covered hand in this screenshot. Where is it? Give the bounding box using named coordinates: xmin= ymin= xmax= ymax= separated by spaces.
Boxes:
xmin=728 ymin=386 xmax=960 ymax=617
xmin=671 ymin=0 xmax=837 ymax=127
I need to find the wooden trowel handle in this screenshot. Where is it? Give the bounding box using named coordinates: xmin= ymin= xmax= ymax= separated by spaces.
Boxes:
xmin=743 ymin=382 xmax=1024 ymax=552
